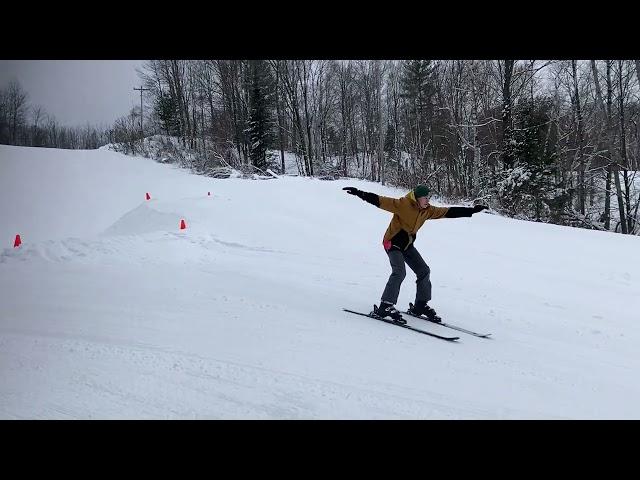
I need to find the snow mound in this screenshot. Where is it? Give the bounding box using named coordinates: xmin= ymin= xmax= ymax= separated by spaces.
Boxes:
xmin=103 ymin=203 xmax=185 ymax=237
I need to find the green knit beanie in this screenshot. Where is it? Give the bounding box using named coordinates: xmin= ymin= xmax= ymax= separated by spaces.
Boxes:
xmin=413 ymin=184 xmax=430 ymax=198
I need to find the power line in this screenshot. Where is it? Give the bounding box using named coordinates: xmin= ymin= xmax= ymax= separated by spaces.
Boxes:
xmin=133 ymin=86 xmax=151 ymax=138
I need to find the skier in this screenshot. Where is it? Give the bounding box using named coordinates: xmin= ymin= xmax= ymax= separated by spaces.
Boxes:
xmin=343 ymin=184 xmax=487 ymax=322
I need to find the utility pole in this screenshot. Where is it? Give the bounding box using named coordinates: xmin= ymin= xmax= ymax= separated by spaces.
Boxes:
xmin=133 ymin=86 xmax=151 ymax=138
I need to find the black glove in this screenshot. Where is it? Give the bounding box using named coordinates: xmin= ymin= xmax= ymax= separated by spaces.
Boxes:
xmin=344 ymin=187 xmax=380 ymax=207
xmin=343 ymin=187 xmax=361 ymax=196
xmin=472 ymin=205 xmax=488 ymax=214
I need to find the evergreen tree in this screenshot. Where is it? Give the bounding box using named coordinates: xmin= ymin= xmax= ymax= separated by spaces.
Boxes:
xmin=247 ymin=60 xmax=273 ymax=170
xmin=154 ymin=94 xmax=180 ymax=136
xmin=498 ymin=96 xmax=558 ymax=219
xmin=400 ymin=60 xmax=435 ymax=110
xmin=399 ymin=60 xmax=436 ymax=166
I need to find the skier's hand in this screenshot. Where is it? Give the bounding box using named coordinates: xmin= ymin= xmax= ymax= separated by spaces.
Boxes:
xmin=472 ymin=205 xmax=488 ymax=214
xmin=343 ymin=187 xmax=361 ymax=196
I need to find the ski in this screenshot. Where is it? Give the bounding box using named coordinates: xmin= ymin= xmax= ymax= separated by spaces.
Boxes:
xmin=343 ymin=308 xmax=460 ymax=342
xmin=404 ymin=303 xmax=491 ymax=338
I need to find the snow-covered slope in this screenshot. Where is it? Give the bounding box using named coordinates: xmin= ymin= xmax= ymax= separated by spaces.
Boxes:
xmin=1 ymin=144 xmax=639 ymax=419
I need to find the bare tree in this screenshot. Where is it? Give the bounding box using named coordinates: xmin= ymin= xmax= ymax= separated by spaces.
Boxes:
xmin=6 ymin=80 xmax=28 ymax=145
xmin=591 ymin=60 xmax=628 ymax=233
xmin=499 ymin=60 xmax=516 ymax=169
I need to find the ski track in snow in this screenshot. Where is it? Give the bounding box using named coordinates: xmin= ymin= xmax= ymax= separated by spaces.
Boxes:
xmin=1 ymin=330 xmax=512 ymax=420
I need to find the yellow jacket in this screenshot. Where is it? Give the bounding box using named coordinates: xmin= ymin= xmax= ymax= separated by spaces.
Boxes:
xmin=378 ymin=191 xmax=449 ymax=250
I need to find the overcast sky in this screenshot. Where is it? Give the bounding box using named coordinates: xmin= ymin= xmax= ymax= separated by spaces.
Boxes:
xmin=0 ymin=60 xmax=146 ymax=128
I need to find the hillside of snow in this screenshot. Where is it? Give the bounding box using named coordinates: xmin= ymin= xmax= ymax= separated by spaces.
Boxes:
xmin=1 ymin=144 xmax=640 ymax=419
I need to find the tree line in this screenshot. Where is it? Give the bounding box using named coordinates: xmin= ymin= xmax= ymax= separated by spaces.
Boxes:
xmin=137 ymin=60 xmax=640 ymax=234
xmin=0 ymin=80 xmax=113 ymax=150
xmin=2 ymin=60 xmax=640 ymax=234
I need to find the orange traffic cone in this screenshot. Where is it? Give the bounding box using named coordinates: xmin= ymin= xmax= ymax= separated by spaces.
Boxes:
xmin=146 ymin=192 xmax=151 ymax=200
xmin=180 ymin=219 xmax=186 ymax=230
xmin=14 ymin=234 xmax=22 ymax=248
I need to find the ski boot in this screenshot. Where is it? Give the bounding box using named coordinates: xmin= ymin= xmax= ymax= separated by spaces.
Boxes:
xmin=373 ymin=302 xmax=406 ymax=324
xmin=408 ymin=301 xmax=442 ymax=323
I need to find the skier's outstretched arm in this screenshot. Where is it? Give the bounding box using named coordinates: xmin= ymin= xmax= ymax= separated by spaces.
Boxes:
xmin=342 ymin=187 xmax=402 ymax=213
xmin=443 ymin=205 xmax=488 ymax=218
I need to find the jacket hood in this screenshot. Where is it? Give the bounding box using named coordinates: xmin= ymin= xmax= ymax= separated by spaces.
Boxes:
xmin=406 ymin=190 xmax=420 ymax=207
